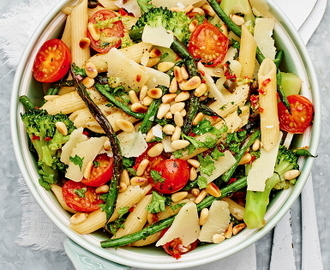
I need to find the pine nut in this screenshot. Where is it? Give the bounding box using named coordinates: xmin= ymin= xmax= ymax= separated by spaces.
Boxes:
xmin=139 ymin=85 xmax=148 ymax=100
xmin=171 ymin=191 xmax=188 ymax=202
xmin=175 ymin=91 xmax=190 ymax=102
xmin=181 ymin=66 xmax=189 ymax=80
xmin=191 ymin=7 xmax=205 ymax=16
xmin=147 ymin=87 xmax=163 ymax=99
xmin=83 ymin=160 xmax=93 ymax=179
xmin=224 ymin=222 xmax=234 ymax=239
xmin=148 ymin=143 xmax=164 ymax=157
xmin=206 ymin=182 xmax=221 ymax=197
xmin=184 ymin=4 xmax=194 ymax=13
xmin=103 ymin=138 xmax=111 ymax=151
xmin=232 ymin=223 xmax=246 ymax=235
xmin=128 ymin=90 xmax=139 ymax=104
xmin=199 ymin=208 xmax=209 ymax=225
xmin=187 ymin=159 xmax=200 ymax=168
xmin=174 ymin=111 xmax=184 ymax=127
xmin=87 ymin=23 xmax=100 ymax=41
xmin=163 ymin=124 xmax=176 ymax=135
xmin=194 ymin=189 xmax=207 ymax=204
xmin=79 ymin=38 xmax=90 ymax=50
xmin=212 ymin=233 xmax=226 ymax=244
xmin=131 ymin=102 xmax=148 ymax=113
xmin=169 ymin=77 xmax=178 ymax=93
xmin=158 ymin=61 xmax=175 ymax=72
xmin=194 ymin=83 xmax=208 ymax=97
xmin=191 ymin=188 xmax=200 ymax=197
xmin=145 ymin=128 xmax=155 ymax=142
xmin=141 ymin=96 xmax=154 ymax=106
xmin=164 ymin=111 xmax=173 ymax=119
xmin=146 ymin=57 xmax=161 ymax=67
xmin=284 ymin=169 xmax=300 ymax=180
xmin=162 ymin=93 xmax=177 ymax=104
xmin=239 ymin=153 xmax=252 ymax=165
xmin=230 ymin=14 xmax=245 ymax=26
xmin=189 ymin=19 xmax=199 ymax=32
xmin=171 ymin=139 xmax=190 ymax=150
xmin=70 ymin=213 xmax=88 ymax=225
xmin=171 ymin=126 xmax=181 ymax=141
xmin=85 ymin=61 xmax=98 ymax=79
xmin=136 ymin=159 xmax=150 ymax=176
xmin=130 ymin=176 xmax=148 ymax=186
xmin=202 ymin=4 xmax=216 ymax=17
xmin=147 ymin=213 xmax=159 ymax=224
xmin=149 ymin=48 xmax=162 ymax=58
xmin=157 ymin=103 xmax=171 ymax=119
xmin=119 ymin=181 xmax=128 ymax=192
xmin=179 ymin=76 xmax=202 ymax=91
xmin=174 ymin=66 xmax=184 ymax=83
xmin=120 ymin=169 xmax=130 ymax=186
xmin=55 ymin=121 xmax=68 ymax=135
xmin=170 ymin=102 xmax=185 ymax=114
xmin=192 ymin=112 xmax=204 ymax=125
xmin=190 ymin=167 xmax=198 ymax=181
xmin=180 ymin=109 xmax=187 ymax=117
xmin=252 ymin=139 xmax=261 ymax=151
xmin=82 ymin=77 xmax=95 ymax=88
xmin=95 ymin=185 xmax=110 ymax=194
xmin=116 ymin=119 xmax=135 ymax=133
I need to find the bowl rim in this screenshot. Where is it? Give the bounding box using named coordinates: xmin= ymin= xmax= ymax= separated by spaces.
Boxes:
xmin=10 ymin=0 xmax=321 ymax=268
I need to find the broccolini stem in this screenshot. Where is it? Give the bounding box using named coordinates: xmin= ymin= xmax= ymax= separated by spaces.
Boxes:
xmin=100 ymin=176 xmax=247 ymax=248
xmin=19 ymin=95 xmax=36 ymax=110
xmin=71 ymin=64 xmax=123 ymax=221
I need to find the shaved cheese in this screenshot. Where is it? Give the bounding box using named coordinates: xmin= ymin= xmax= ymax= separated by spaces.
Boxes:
xmin=60 ymin=127 xmax=88 ymax=165
xmin=254 ymin=18 xmax=276 ymax=60
xmin=144 ymin=66 xmax=170 ymax=88
xmin=198 ymin=201 xmax=230 ymax=242
xmin=249 ymin=0 xmax=273 ymax=18
xmin=162 ymin=136 xmax=175 ymax=153
xmin=247 ymin=132 xmax=282 ymax=191
xmin=201 ymin=151 xmax=236 ymax=183
xmin=156 ymin=202 xmax=200 ymax=246
xmin=152 ymin=124 xmax=163 ymax=139
xmin=151 ymin=0 xmax=200 ymax=8
xmin=142 ymin=25 xmax=173 ymax=48
xmin=65 ymin=137 xmax=107 ymax=182
xmin=117 ymin=131 xmax=148 ymax=158
xmin=105 ymin=48 xmax=149 ymax=90
xmin=114 ymin=0 xmax=141 ymax=17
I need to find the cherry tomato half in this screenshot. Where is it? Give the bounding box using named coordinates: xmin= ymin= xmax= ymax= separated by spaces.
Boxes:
xmin=188 ymin=22 xmax=229 ymax=67
xmin=87 ymin=10 xmax=125 ymax=53
xmin=162 ymin=237 xmax=199 ymax=259
xmin=62 ymin=180 xmax=104 ymax=212
xmin=81 ymin=154 xmax=114 ymax=187
xmin=149 ymin=159 xmax=190 ymax=194
xmin=32 ymin=39 xmax=71 ymax=83
xmin=278 ymin=94 xmax=314 ymax=134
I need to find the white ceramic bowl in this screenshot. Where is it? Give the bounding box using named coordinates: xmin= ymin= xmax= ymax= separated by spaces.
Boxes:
xmin=10 ymin=0 xmax=320 ymax=269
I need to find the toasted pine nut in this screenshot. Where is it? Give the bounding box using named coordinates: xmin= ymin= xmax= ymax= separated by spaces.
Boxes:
xmin=147 ymin=87 xmax=163 ymax=99
xmin=95 ymin=185 xmax=110 ymax=194
xmin=199 ymin=208 xmax=209 ymax=225
xmin=163 ymin=124 xmax=176 ymax=135
xmin=149 ymin=48 xmax=162 ymax=58
xmin=164 ymin=111 xmax=173 ymax=119
xmin=85 ymin=61 xmax=98 ymax=78
xmin=233 ymin=223 xmax=247 ymax=235
xmin=230 ymin=14 xmax=245 ymax=26
xmin=169 ymin=77 xmax=178 ymax=93
xmin=128 ymin=90 xmax=139 ymax=104
xmin=179 ymin=76 xmax=202 ymax=91
xmin=187 ymin=159 xmax=200 ymax=168
xmin=83 ymin=160 xmax=93 ymax=179
xmin=141 ymin=96 xmax=154 ymax=106
xmin=157 ymin=103 xmax=171 ymax=119
xmin=148 ymin=143 xmax=164 ymax=157
xmin=184 ymin=4 xmax=194 ymax=13
xmin=194 ymin=83 xmax=208 ymax=97
xmin=284 ymin=169 xmax=301 ymax=180
xmin=158 ymin=61 xmax=175 ymax=72
xmin=170 ymin=102 xmax=185 ymax=114
xmin=239 ymin=153 xmax=252 ymax=165
xmin=120 ymin=169 xmax=130 ymax=186
xmin=82 ymin=77 xmax=95 ymax=88
xmin=87 ymin=23 xmax=100 ymax=41
xmin=136 ymin=159 xmax=150 ymax=176
xmin=174 ymin=111 xmax=184 ymax=127
xmin=119 ymin=181 xmax=128 ymax=192
xmin=252 ymin=139 xmax=261 ymax=151
xmin=145 ymin=128 xmax=155 ymax=142
xmin=147 ymin=213 xmax=159 ymax=224
xmin=194 ymin=189 xmax=207 ymax=204
xmin=70 ymin=213 xmax=88 ymax=225
xmin=191 ymin=7 xmax=205 ymax=16
xmin=55 ymin=121 xmax=68 ymax=136
xmin=174 ymin=66 xmax=184 ymax=83
xmin=206 ymin=182 xmax=221 ymax=197
xmin=190 ymin=167 xmax=198 ymax=181
xmin=146 ymin=57 xmax=160 ymax=67
xmin=79 ymin=38 xmax=90 ymax=50
xmin=212 ymin=233 xmax=226 ymax=244
xmin=131 ymin=102 xmax=148 ymax=113
xmin=189 ymin=19 xmax=199 ymax=32
xmin=180 ymin=109 xmax=187 ymax=117
xmin=224 ymin=222 xmax=234 ymax=239
xmin=116 ymin=119 xmax=135 ymax=133
xmin=202 ymin=4 xmax=216 ymax=17
xmin=171 ymin=191 xmax=188 ymax=202
xmin=171 ymin=126 xmax=181 ymax=141
xmin=103 ymin=138 xmax=111 ymax=151
xmin=130 ymin=176 xmax=148 ymax=186
xmin=162 ymin=93 xmax=177 ymax=104
xmin=139 ymin=85 xmax=148 ymax=100
xmin=192 ymin=112 xmax=204 ymax=125
xmin=171 ymin=139 xmax=190 ymax=150
xmin=181 ymin=66 xmax=189 ymax=80
xmin=175 ymin=91 xmax=190 ymax=102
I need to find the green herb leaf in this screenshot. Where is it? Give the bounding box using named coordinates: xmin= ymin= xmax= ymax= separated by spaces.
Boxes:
xmin=150 ymin=170 xmax=165 ymax=183
xmin=74 ymin=187 xmax=87 ymax=198
xmin=69 ymin=155 xmax=84 ymax=170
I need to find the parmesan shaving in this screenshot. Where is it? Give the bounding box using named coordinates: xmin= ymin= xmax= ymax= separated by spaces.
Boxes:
xmin=117 ymin=131 xmax=148 ymax=158
xmin=142 ymin=25 xmax=174 ymax=48
xmin=254 ymin=18 xmax=276 ymax=60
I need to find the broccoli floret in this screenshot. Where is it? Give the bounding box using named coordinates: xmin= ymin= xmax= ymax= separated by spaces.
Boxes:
xmin=20 ymin=97 xmax=75 ymax=189
xmin=244 ymin=145 xmax=299 ymax=229
xmin=132 ymin=7 xmax=192 ymax=44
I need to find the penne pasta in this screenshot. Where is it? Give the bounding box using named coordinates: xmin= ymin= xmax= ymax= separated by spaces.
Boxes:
xmin=51 ymin=184 xmax=77 ymax=213
xmin=61 ymin=15 xmax=72 ymax=49
xmin=239 ymin=25 xmax=257 ymax=80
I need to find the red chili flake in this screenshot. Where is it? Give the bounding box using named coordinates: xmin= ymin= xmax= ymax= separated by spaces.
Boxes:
xmin=262 ymin=78 xmax=271 ymax=87
xmin=44 ymin=137 xmax=52 ymax=141
xmin=259 ymin=107 xmax=264 ymax=113
xmin=136 ymin=74 xmax=142 ymax=82
xmin=31 ymin=135 xmax=40 ymax=140
xmin=258 ymin=88 xmax=266 ymax=95
xmin=198 ymin=69 xmax=205 ymax=76
xmin=224 ymin=69 xmax=236 ymax=80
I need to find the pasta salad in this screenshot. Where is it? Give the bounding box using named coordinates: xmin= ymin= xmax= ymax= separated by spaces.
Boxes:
xmin=19 ymin=0 xmax=315 ymax=259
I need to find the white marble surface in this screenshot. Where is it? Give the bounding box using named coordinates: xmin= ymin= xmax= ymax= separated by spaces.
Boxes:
xmin=0 ymin=0 xmax=329 ymax=269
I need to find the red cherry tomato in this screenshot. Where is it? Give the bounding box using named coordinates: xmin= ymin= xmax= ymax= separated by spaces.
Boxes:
xmin=81 ymin=154 xmax=114 ymax=187
xmin=278 ymin=94 xmax=314 ymax=134
xmin=162 ymin=237 xmax=199 ymax=259
xmin=87 ymin=10 xmax=125 ymax=53
xmin=149 ymin=159 xmax=190 ymax=194
xmin=62 ymin=180 xmax=104 ymax=212
xmin=188 ymin=22 xmax=229 ymax=67
xmin=32 ymin=39 xmax=71 ymax=83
